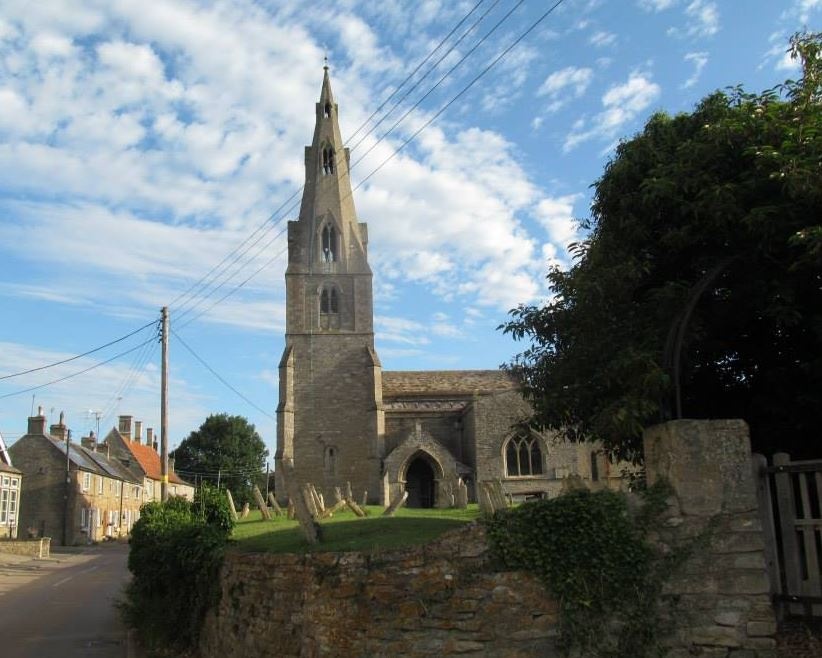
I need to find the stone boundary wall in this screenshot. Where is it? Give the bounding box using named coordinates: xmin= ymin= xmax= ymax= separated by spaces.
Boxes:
xmin=200 ymin=524 xmax=561 ymax=658
xmin=645 ymin=419 xmax=777 ymax=656
xmin=200 ymin=419 xmax=777 ymax=657
xmin=0 ymin=536 xmax=50 ymax=558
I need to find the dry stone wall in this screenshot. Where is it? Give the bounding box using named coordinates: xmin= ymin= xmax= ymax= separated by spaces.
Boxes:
xmin=200 ymin=524 xmax=560 ymax=658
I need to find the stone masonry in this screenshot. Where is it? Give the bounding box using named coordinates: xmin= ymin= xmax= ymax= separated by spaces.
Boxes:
xmin=645 ymin=419 xmax=777 ymax=656
xmin=200 ymin=523 xmax=560 ymax=658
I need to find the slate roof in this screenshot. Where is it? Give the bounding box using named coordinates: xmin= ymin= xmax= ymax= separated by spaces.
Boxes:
xmin=382 ymin=370 xmax=518 ymax=398
xmin=20 ymin=433 xmax=141 ymax=484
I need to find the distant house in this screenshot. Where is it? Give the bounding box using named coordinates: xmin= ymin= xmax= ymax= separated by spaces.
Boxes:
xmin=0 ymin=430 xmax=22 ymax=539
xmin=10 ymin=409 xmax=144 ymax=545
xmin=103 ymin=415 xmax=194 ymax=502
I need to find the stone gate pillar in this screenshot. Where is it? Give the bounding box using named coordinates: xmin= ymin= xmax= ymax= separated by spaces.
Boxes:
xmin=643 ymin=419 xmax=777 ymax=656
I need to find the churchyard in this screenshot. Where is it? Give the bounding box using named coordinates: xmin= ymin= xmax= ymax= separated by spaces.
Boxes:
xmin=231 ymin=505 xmax=480 ymax=554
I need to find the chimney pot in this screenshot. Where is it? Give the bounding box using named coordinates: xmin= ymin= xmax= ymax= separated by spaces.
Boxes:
xmin=134 ymin=420 xmax=143 ymax=443
xmin=146 ymin=428 xmax=154 ymax=447
xmin=118 ymin=415 xmax=133 ymax=439
xmin=27 ymin=412 xmax=47 ymax=436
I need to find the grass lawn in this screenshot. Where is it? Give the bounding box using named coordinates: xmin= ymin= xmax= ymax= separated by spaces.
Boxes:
xmin=230 ymin=505 xmax=481 ymax=554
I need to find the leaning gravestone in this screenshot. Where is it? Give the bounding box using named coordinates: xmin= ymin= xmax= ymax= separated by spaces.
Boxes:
xmin=225 ymin=489 xmax=239 ymax=522
xmin=361 ymin=490 xmax=368 ymax=507
xmin=382 ymin=490 xmax=409 ymax=517
xmin=240 ymin=503 xmax=250 ymax=519
xmin=253 ymin=485 xmax=271 ymax=520
xmin=281 ymin=462 xmax=320 ymax=544
xmin=267 ymin=492 xmax=283 ymax=516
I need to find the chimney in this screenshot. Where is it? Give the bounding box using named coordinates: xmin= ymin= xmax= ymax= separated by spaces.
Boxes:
xmin=146 ymin=428 xmax=154 ymax=447
xmin=134 ymin=420 xmax=143 ymax=443
xmin=96 ymin=440 xmax=109 ymax=455
xmin=27 ymin=406 xmax=47 ymax=436
xmin=152 ymin=440 xmax=158 ymax=452
xmin=81 ymin=431 xmax=97 ymax=450
xmin=50 ymin=410 xmax=68 ymax=441
xmin=118 ymin=415 xmax=133 ymax=440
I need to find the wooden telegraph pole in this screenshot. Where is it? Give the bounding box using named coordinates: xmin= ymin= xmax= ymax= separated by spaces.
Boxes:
xmin=161 ymin=306 xmax=169 ymax=501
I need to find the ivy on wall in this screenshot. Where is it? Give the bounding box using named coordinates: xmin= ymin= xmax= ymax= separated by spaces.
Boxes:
xmin=485 ymin=483 xmax=688 ymax=657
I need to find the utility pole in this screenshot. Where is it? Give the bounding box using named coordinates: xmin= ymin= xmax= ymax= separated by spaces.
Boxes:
xmin=62 ymin=429 xmax=71 ymax=546
xmin=161 ymin=306 xmax=169 ymax=502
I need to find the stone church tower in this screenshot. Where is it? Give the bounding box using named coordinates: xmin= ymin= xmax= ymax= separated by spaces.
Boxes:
xmin=274 ymin=68 xmax=385 ymax=503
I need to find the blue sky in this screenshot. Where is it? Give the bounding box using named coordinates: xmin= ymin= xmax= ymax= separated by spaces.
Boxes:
xmin=0 ymin=0 xmax=818 ymax=460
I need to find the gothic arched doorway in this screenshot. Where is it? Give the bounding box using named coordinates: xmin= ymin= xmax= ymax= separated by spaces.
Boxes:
xmin=405 ymin=456 xmax=435 ymax=508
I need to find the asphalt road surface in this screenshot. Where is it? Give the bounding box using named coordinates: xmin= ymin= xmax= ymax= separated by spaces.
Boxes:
xmin=0 ymin=542 xmax=134 ymax=658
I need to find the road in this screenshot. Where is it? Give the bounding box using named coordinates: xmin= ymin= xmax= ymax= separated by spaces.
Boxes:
xmin=0 ymin=542 xmax=135 ymax=658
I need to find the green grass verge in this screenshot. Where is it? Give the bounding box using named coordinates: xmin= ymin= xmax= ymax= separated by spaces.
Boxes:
xmin=230 ymin=505 xmax=481 ymax=554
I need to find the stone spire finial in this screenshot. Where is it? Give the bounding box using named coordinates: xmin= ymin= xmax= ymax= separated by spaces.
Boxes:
xmin=59 ymin=410 xmax=64 ymax=425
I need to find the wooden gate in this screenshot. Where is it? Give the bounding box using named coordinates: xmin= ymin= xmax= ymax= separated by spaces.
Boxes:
xmin=754 ymin=452 xmax=822 ymax=617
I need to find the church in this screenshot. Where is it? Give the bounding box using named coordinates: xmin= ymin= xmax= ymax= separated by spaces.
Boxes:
xmin=274 ymin=69 xmax=616 ymax=508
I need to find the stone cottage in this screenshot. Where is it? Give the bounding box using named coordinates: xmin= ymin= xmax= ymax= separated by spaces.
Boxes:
xmin=275 ymin=69 xmax=621 ymax=507
xmin=10 ymin=409 xmax=144 ymax=544
xmin=103 ymin=414 xmax=195 ymax=502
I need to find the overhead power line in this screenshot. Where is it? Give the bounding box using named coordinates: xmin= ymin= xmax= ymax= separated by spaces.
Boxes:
xmin=0 ymin=335 xmax=159 ymax=401
xmin=0 ymin=320 xmax=157 ymax=381
xmin=171 ymin=329 xmax=275 ymax=421
xmin=166 ymin=0 xmax=494 ymax=321
xmin=167 ymin=0 xmax=568 ymax=327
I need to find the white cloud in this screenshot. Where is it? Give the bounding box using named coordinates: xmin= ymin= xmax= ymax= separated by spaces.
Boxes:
xmin=533 ymin=195 xmax=582 ymax=249
xmin=637 ymin=0 xmax=678 ymax=10
xmin=589 ymin=31 xmax=617 ymax=48
xmin=564 ymin=72 xmax=661 ymax=151
xmin=791 ymin=0 xmax=822 ymax=22
xmin=682 ymin=51 xmax=708 ymax=88
xmin=669 ymin=1 xmax=719 ymax=38
xmin=537 ymin=66 xmax=593 ymax=114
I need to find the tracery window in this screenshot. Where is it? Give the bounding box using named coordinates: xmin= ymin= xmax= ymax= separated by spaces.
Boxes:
xmin=322 ymin=146 xmax=335 ymax=175
xmin=504 ymin=434 xmax=543 ymax=477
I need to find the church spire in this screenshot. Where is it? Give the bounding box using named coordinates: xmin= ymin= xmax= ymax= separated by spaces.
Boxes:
xmin=292 ymin=67 xmax=367 ymax=277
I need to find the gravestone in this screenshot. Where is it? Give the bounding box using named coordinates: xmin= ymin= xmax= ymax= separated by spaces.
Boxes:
xmin=383 ymin=490 xmax=409 ymax=517
xmin=225 ymin=489 xmax=239 ymax=522
xmin=253 ymin=485 xmax=271 ymax=520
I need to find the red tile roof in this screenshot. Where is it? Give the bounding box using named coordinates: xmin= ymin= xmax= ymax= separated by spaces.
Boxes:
xmin=127 ymin=440 xmax=189 ymax=486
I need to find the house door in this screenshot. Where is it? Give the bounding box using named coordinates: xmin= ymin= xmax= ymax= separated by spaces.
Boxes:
xmin=405 ymin=457 xmax=435 ymax=508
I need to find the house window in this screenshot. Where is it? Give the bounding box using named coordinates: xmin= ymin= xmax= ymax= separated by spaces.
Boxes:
xmin=81 ymin=507 xmax=90 ymax=529
xmin=320 ymin=286 xmax=339 ymax=314
xmin=82 ymin=472 xmax=91 ymax=491
xmin=321 ymin=146 xmax=335 ymax=175
xmin=98 ymin=476 xmax=103 ymax=495
xmin=321 ymin=224 xmax=338 ymax=262
xmin=133 ymin=485 xmax=140 ymax=498
xmin=504 ymin=434 xmax=544 ymax=477
xmin=0 ymin=489 xmax=8 ymax=524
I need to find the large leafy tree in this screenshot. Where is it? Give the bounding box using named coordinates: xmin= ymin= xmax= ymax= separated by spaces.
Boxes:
xmin=172 ymin=414 xmax=268 ymax=505
xmin=502 ymin=34 xmax=822 ymax=462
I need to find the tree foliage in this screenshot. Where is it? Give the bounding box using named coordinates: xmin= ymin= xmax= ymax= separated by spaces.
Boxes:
xmin=123 ymin=488 xmax=234 ymax=652
xmin=172 ymin=413 xmax=268 ymax=505
xmin=501 ymin=33 xmax=822 ymax=461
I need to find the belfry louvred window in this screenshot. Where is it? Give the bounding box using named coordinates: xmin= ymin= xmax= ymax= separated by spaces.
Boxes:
xmin=322 ymin=147 xmax=335 ymax=175
xmin=322 ymin=224 xmax=337 ymax=262
xmin=320 ymin=286 xmax=339 ymax=314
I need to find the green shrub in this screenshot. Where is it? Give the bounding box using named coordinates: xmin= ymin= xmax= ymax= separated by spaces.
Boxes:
xmin=123 ymin=492 xmax=231 ymax=653
xmin=485 ymin=484 xmax=682 ymax=657
xmin=194 ymin=483 xmax=235 ymax=537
